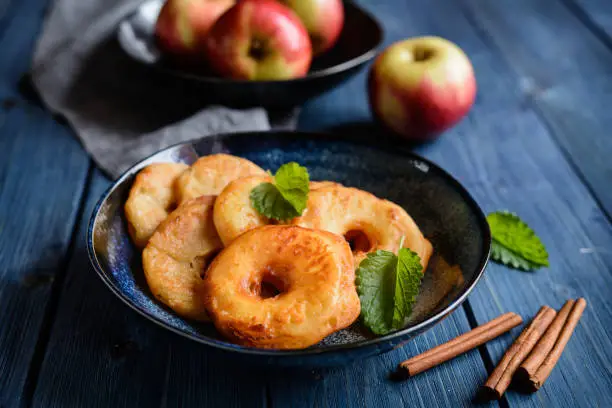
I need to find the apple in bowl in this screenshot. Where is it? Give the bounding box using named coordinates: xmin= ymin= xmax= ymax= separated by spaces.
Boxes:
xmin=368 ymin=37 xmax=476 ymax=141
xmin=155 ymin=0 xmax=235 ymax=59
xmin=279 ymin=0 xmax=344 ymax=56
xmin=205 ymin=0 xmax=313 ymax=80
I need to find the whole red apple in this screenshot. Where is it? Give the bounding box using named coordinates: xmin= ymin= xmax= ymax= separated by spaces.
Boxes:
xmin=368 ymin=37 xmax=476 ymax=141
xmin=155 ymin=0 xmax=235 ymax=60
xmin=279 ymin=0 xmax=344 ymax=55
xmin=205 ymin=0 xmax=312 ymax=80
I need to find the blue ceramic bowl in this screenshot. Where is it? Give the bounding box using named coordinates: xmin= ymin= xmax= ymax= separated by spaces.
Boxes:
xmin=88 ymin=131 xmax=490 ymax=367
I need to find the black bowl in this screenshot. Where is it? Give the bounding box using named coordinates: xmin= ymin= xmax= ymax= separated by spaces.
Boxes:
xmin=117 ymin=1 xmax=383 ymax=108
xmin=88 ymin=131 xmax=490 ymax=367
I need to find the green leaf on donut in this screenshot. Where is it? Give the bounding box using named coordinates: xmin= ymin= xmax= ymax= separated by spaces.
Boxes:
xmin=274 ymin=162 xmax=310 ymax=214
xmin=356 ymin=247 xmax=423 ymax=335
xmin=250 ymin=162 xmax=310 ymax=220
xmin=393 ymin=248 xmax=424 ymax=328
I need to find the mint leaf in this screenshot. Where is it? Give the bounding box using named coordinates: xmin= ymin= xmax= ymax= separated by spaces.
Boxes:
xmin=491 ymin=240 xmax=540 ymax=271
xmin=250 ymin=162 xmax=310 ymax=220
xmin=392 ymin=248 xmax=423 ymax=328
xmin=250 ymin=182 xmax=301 ymax=220
xmin=274 ymin=162 xmax=310 ymax=214
xmin=356 ymin=248 xmax=423 ymax=335
xmin=356 ymin=251 xmax=397 ymax=335
xmin=487 ymin=211 xmax=549 ymax=271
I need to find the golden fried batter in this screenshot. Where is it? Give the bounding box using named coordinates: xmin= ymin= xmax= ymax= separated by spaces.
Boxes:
xmin=202 ymin=225 xmax=360 ymax=349
xmin=213 ymin=177 xmax=343 ymax=246
xmin=125 ymin=162 xmax=189 ymax=248
xmin=291 ymin=185 xmax=433 ymax=269
xmin=175 ymin=154 xmax=266 ymax=204
xmin=213 ymin=176 xmax=272 ymax=246
xmin=143 ymin=196 xmax=222 ymax=321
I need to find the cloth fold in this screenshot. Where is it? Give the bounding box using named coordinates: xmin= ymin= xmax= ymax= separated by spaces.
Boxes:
xmin=31 ymin=0 xmax=297 ymax=179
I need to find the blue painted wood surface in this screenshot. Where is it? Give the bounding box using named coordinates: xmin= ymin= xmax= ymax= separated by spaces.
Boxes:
xmin=460 ymin=0 xmax=612 ymax=218
xmin=0 ymin=0 xmax=91 ymax=405
xmin=564 ymin=0 xmax=612 ymax=41
xmin=0 ymin=0 xmax=611 ymax=406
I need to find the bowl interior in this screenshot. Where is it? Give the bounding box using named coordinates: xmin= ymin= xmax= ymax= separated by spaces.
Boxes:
xmin=117 ymin=0 xmax=383 ymax=82
xmin=90 ymin=132 xmax=489 ymax=356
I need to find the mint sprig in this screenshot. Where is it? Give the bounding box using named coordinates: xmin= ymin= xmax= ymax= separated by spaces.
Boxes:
xmin=356 ymin=245 xmax=423 ymax=335
xmin=487 ymin=211 xmax=549 ymax=271
xmin=250 ymin=162 xmax=310 ymax=220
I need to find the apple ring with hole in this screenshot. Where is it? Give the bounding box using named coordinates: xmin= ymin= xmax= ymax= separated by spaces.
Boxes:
xmin=124 ymin=162 xmax=189 ymax=248
xmin=201 ymin=225 xmax=360 ymax=349
xmin=290 ymin=185 xmax=433 ymax=269
xmin=142 ymin=196 xmax=222 ymax=321
xmin=175 ymin=154 xmax=267 ymax=204
xmin=213 ymin=176 xmax=342 ymax=246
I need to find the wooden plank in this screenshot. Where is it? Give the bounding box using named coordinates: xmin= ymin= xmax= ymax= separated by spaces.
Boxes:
xmin=269 ymin=314 xmax=501 ymax=408
xmin=161 ymin=345 xmax=267 ymax=408
xmin=532 ymin=77 xmax=612 ymax=218
xmin=0 ymin=103 xmax=90 ymax=407
xmin=429 ymin=108 xmax=612 ymax=408
xmin=31 ymin=171 xmax=268 ymax=407
xmin=562 ymin=0 xmax=612 ymax=41
xmin=30 ymin=173 xmax=168 ymax=408
xmin=0 ymin=0 xmax=49 ymax=90
xmin=299 ymin=0 xmax=612 ymax=407
xmin=445 ymin=2 xmax=612 ymax=406
xmin=0 ymin=0 xmax=91 ymax=404
xmin=458 ymin=0 xmax=612 ymax=216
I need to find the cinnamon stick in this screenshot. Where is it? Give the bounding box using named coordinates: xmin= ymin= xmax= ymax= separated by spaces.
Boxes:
xmin=481 ymin=306 xmax=557 ymax=400
xmin=523 ymin=298 xmax=587 ymax=391
xmin=514 ymin=299 xmax=575 ymax=389
xmin=398 ymin=312 xmax=523 ymax=378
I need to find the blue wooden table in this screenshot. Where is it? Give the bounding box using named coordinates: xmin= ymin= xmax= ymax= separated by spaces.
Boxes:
xmin=1 ymin=0 xmax=611 ymax=406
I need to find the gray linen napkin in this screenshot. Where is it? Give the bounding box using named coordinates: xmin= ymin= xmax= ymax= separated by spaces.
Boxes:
xmin=31 ymin=0 xmax=297 ymax=179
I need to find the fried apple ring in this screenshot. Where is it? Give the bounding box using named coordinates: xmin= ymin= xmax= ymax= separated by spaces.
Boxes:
xmin=291 ymin=185 xmax=433 ymax=269
xmin=142 ymin=196 xmax=222 ymax=321
xmin=213 ymin=176 xmax=271 ymax=246
xmin=213 ymin=176 xmax=342 ymax=246
xmin=125 ymin=162 xmax=189 ymax=248
xmin=202 ymin=225 xmax=360 ymax=349
xmin=175 ymin=154 xmax=267 ymax=204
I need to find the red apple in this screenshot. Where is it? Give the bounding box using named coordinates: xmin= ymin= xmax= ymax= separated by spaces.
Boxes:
xmin=368 ymin=37 xmax=476 ymax=141
xmin=205 ymin=0 xmax=312 ymax=80
xmin=155 ymin=0 xmax=235 ymax=60
xmin=278 ymin=0 xmax=344 ymax=55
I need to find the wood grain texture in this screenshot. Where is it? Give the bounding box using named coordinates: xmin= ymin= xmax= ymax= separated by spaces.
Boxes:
xmin=31 ymin=172 xmax=268 ymax=408
xmin=300 ymin=0 xmax=612 ymax=406
xmin=425 ymin=1 xmax=612 ymax=406
xmin=269 ymin=315 xmax=499 ymax=408
xmin=436 ymin=106 xmax=612 ymax=408
xmin=31 ymin=173 xmax=171 ymax=408
xmin=0 ymin=0 xmax=49 ymax=92
xmin=0 ymin=0 xmax=91 ymax=404
xmin=1 ymin=0 xmax=611 ymax=407
xmin=0 ymin=104 xmax=90 ymax=406
xmin=562 ymin=0 xmax=612 ymax=40
xmin=459 ymin=0 xmax=612 ymax=218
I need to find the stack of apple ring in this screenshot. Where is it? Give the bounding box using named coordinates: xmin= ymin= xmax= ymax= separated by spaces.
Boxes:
xmin=124 ymin=154 xmax=433 ymax=349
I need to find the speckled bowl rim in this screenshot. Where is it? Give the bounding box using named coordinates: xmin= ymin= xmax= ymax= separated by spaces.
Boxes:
xmin=87 ymin=131 xmax=491 ymax=357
